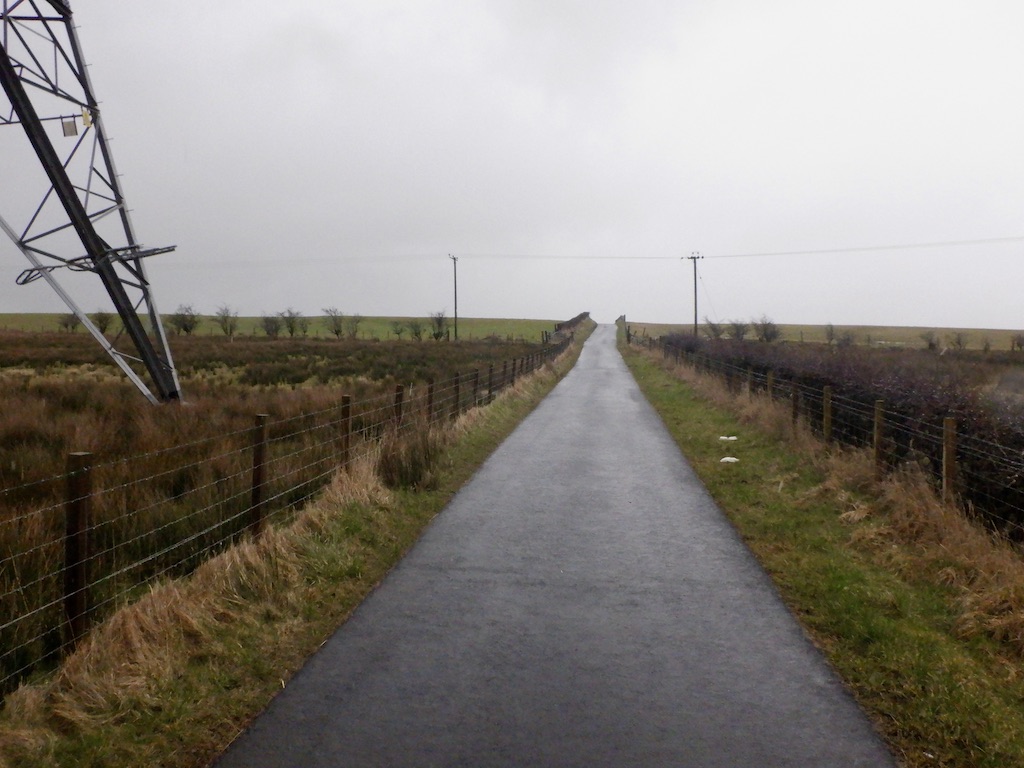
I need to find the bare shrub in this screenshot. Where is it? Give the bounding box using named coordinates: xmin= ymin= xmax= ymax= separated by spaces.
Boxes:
xmin=726 ymin=320 xmax=749 ymax=341
xmin=168 ymin=305 xmax=202 ymax=336
xmin=344 ymin=314 xmax=362 ymax=340
xmin=752 ymin=315 xmax=781 ymax=343
xmin=214 ymin=305 xmax=238 ymax=338
xmin=704 ymin=317 xmax=724 ymax=340
xmin=57 ymin=313 xmax=81 ymax=333
xmin=323 ymin=308 xmax=344 ymax=339
xmin=430 ymin=311 xmax=449 ymax=341
xmin=260 ymin=314 xmax=282 ymax=338
xmin=90 ymin=310 xmax=114 ymax=335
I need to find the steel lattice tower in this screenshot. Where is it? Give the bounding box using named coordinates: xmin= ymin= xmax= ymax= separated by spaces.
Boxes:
xmin=0 ymin=0 xmax=181 ymax=403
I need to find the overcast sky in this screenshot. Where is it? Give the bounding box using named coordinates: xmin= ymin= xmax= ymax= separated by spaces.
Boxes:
xmin=3 ymin=1 xmax=1024 ymax=328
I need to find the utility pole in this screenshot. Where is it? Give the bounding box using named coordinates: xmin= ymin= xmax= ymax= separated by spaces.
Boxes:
xmin=685 ymin=252 xmax=703 ymax=337
xmin=449 ymin=254 xmax=459 ymax=340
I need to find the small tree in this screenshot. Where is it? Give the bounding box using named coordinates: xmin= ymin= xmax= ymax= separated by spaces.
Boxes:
xmin=947 ymin=332 xmax=968 ymax=351
xmin=344 ymin=313 xmax=362 ymax=340
xmin=430 ymin=311 xmax=449 ymax=341
xmin=90 ymin=309 xmax=114 ymax=334
xmin=727 ymin=320 xmax=749 ymax=341
xmin=323 ymin=307 xmax=345 ymax=339
xmin=391 ymin=320 xmax=406 ymax=339
xmin=281 ymin=308 xmax=303 ymax=338
xmin=920 ymin=330 xmax=939 ymax=352
xmin=261 ymin=313 xmax=282 ymax=338
xmin=168 ymin=304 xmax=202 ymax=336
xmin=1013 ymin=333 xmax=1024 ymax=352
xmin=407 ymin=318 xmax=425 ymax=341
xmin=57 ymin=312 xmax=81 ymax=333
xmin=704 ymin=317 xmax=724 ymax=340
xmin=752 ymin=315 xmax=781 ymax=343
xmin=214 ymin=304 xmax=239 ymax=337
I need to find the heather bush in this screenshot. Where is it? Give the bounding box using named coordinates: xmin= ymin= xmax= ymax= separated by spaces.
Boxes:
xmin=0 ymin=325 xmax=572 ymax=696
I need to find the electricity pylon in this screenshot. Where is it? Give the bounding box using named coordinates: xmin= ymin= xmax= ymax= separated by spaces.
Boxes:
xmin=0 ymin=1 xmax=181 ymax=403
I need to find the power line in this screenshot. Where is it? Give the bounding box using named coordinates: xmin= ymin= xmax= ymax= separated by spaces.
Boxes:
xmin=163 ymin=234 xmax=1024 ymax=270
xmin=709 ymin=235 xmax=1024 ymax=259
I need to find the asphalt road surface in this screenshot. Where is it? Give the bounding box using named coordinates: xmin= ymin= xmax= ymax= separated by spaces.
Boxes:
xmin=215 ymin=324 xmax=896 ymax=767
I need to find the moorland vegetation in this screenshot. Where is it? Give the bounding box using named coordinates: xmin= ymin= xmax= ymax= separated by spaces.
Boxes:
xmin=0 ymin=314 xmax=586 ymax=701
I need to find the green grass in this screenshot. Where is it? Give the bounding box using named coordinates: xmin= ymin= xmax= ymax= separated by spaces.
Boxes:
xmin=0 ymin=314 xmax=558 ymax=342
xmin=626 ymin=321 xmax=1024 ymax=350
xmin=620 ymin=341 xmax=1024 ymax=768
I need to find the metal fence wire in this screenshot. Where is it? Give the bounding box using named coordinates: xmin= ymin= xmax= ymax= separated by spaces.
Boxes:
xmin=651 ymin=337 xmax=1024 ymax=540
xmin=0 ymin=340 xmax=570 ymax=699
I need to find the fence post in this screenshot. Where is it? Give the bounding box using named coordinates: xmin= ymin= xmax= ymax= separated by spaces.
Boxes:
xmin=943 ymin=416 xmax=957 ymax=503
xmin=393 ymin=384 xmax=404 ymax=427
xmin=510 ymin=359 xmax=517 ymax=386
xmin=340 ymin=395 xmax=351 ymax=469
xmin=502 ymin=360 xmax=508 ymax=391
xmin=451 ymin=372 xmax=461 ymax=420
xmin=822 ymin=385 xmax=833 ymax=444
xmin=426 ymin=380 xmax=435 ymax=424
xmin=766 ymin=370 xmax=775 ymax=400
xmin=250 ymin=414 xmax=269 ymax=536
xmin=472 ymin=370 xmax=480 ymax=405
xmin=64 ymin=451 xmax=92 ymax=650
xmin=487 ymin=365 xmax=494 ymax=404
xmin=873 ymin=400 xmax=885 ymax=478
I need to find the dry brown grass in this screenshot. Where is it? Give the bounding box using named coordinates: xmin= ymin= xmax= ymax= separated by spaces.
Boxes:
xmin=661 ymin=347 xmax=1024 ymax=660
xmin=0 ymin=328 xmax=590 ymax=767
xmin=0 ymin=454 xmax=393 ymax=766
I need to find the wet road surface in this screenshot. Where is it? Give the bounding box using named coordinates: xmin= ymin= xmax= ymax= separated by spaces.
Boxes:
xmin=215 ymin=324 xmax=896 ymax=767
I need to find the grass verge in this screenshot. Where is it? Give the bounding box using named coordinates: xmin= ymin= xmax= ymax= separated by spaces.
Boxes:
xmin=621 ymin=338 xmax=1024 ymax=768
xmin=0 ymin=324 xmax=593 ymax=768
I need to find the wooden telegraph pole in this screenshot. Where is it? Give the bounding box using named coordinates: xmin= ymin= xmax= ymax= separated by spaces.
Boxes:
xmin=685 ymin=252 xmax=703 ymax=337
xmin=449 ymin=254 xmax=459 ymax=341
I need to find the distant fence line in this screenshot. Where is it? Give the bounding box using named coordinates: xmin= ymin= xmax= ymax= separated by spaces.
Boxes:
xmin=0 ymin=336 xmax=571 ymax=699
xmin=637 ymin=335 xmax=1024 ymax=540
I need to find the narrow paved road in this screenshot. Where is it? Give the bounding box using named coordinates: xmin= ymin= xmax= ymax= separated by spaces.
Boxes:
xmin=215 ymin=325 xmax=896 ymax=767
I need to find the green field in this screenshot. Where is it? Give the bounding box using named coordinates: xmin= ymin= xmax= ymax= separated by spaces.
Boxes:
xmin=625 ymin=321 xmax=1024 ymax=351
xmin=0 ymin=314 xmax=559 ymax=342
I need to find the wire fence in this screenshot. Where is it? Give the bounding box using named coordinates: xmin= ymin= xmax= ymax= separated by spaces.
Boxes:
xmin=0 ymin=339 xmax=571 ymax=699
xmin=645 ymin=337 xmax=1024 ymax=540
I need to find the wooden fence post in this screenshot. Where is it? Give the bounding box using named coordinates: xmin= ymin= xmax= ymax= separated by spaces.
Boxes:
xmin=822 ymin=385 xmax=833 ymax=445
xmin=340 ymin=395 xmax=351 ymax=469
xmin=64 ymin=451 xmax=92 ymax=650
xmin=250 ymin=414 xmax=269 ymax=536
xmin=487 ymin=366 xmax=494 ymax=404
xmin=502 ymin=360 xmax=508 ymax=391
xmin=393 ymin=384 xmax=404 ymax=427
xmin=873 ymin=400 xmax=885 ymax=478
xmin=943 ymin=416 xmax=957 ymax=503
xmin=472 ymin=370 xmax=480 ymax=405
